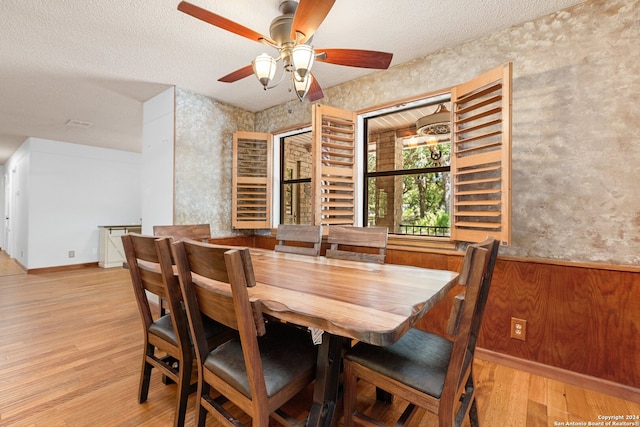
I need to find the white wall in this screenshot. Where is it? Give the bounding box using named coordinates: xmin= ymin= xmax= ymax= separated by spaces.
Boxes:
xmin=141 ymin=87 xmax=175 ymax=235
xmin=6 ymin=137 xmax=141 ymax=269
xmin=2 ymin=86 xmax=174 ymax=268
xmin=4 ymin=141 xmax=31 ymax=265
xmin=0 ymin=164 xmax=5 ymax=250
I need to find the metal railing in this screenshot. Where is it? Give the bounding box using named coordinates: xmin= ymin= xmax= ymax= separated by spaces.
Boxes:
xmin=398 ymin=224 xmax=450 ymax=237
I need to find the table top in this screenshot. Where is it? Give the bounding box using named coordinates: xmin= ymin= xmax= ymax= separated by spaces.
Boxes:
xmin=245 ymin=249 xmax=459 ymax=346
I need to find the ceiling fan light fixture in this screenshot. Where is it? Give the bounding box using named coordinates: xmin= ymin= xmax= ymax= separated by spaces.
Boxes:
xmin=291 ymin=44 xmax=314 ymax=79
xmin=294 ymin=73 xmax=313 ymax=101
xmin=252 ymin=53 xmax=277 ymax=89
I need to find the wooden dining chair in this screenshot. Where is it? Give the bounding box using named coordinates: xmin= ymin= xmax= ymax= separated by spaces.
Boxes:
xmin=121 ymin=233 xmax=234 ymax=427
xmin=152 ymin=224 xmax=212 ymax=315
xmin=343 ymin=237 xmax=499 ymax=427
xmin=274 ymin=224 xmax=322 ymax=256
xmin=326 ymin=225 xmax=388 ymax=263
xmin=153 ymin=223 xmax=211 ymax=242
xmin=173 ymin=239 xmax=318 ymax=427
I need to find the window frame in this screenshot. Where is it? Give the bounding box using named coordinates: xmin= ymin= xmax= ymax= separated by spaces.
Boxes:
xmin=356 ymin=91 xmax=455 ymax=249
xmin=279 ymin=129 xmax=313 ymax=225
xmin=271 ymin=126 xmax=312 ymax=228
xmin=361 ymin=94 xmax=453 ymax=238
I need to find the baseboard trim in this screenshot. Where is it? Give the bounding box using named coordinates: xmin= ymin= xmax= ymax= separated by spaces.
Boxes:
xmin=27 ymin=262 xmax=99 ymax=274
xmin=476 ymin=348 xmax=640 ymax=404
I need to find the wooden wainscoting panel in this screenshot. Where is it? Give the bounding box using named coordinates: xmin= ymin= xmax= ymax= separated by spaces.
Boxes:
xmin=385 ymin=248 xmax=453 ymax=270
xmin=476 ymin=258 xmax=552 ymax=360
xmin=207 ymin=235 xmax=256 ymax=247
xmin=478 ymin=260 xmax=640 ymax=390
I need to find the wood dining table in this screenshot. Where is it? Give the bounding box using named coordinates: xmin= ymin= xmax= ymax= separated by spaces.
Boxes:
xmin=244 ymin=248 xmax=459 ymax=427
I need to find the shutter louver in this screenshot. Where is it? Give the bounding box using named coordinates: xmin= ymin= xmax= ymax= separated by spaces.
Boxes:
xmin=451 ymin=63 xmax=512 ymax=245
xmin=232 ymin=132 xmax=272 ymax=229
xmin=311 ymin=105 xmax=357 ymax=226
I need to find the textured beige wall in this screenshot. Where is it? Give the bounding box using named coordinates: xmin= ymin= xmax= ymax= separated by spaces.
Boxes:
xmin=253 ymin=0 xmax=640 ymax=265
xmin=175 ymin=88 xmax=254 ymax=236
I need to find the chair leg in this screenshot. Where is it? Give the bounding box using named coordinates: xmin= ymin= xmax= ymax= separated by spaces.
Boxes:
xmin=342 ymin=361 xmax=357 ymax=427
xmin=139 ymin=345 xmax=154 ymax=403
xmin=174 ymin=358 xmax=193 ymax=427
xmin=453 ymin=377 xmax=477 ymax=427
xmin=195 ymin=382 xmax=210 ymax=427
xmin=468 ymin=398 xmax=480 ymax=427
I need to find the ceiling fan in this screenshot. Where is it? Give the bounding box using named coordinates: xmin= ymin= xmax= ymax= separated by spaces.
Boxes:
xmin=177 ymin=0 xmax=393 ymax=102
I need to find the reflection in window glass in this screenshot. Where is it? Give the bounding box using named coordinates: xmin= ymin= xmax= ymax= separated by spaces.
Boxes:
xmin=365 ymin=101 xmax=451 ymax=237
xmin=281 ymin=132 xmax=312 ymax=225
xmin=282 ymin=182 xmax=312 ymax=225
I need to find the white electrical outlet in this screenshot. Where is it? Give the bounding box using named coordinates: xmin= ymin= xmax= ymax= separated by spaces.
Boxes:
xmin=510 ymin=317 xmax=527 ymax=341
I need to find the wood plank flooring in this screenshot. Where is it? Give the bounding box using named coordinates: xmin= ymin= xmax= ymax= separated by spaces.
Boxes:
xmin=1 ymin=259 xmax=638 ymax=426
xmin=0 ymin=251 xmax=25 ymax=277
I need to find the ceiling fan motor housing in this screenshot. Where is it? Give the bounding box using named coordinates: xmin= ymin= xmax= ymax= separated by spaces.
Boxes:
xmin=270 ymin=1 xmax=298 ymax=46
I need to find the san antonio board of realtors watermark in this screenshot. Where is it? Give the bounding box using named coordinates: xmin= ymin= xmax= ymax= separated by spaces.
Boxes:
xmin=553 ymin=415 xmax=640 ymax=426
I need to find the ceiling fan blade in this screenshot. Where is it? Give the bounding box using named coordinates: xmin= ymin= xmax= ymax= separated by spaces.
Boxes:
xmin=218 ymin=64 xmax=254 ymax=83
xmin=307 ymin=72 xmax=324 ymax=102
xmin=290 ymin=0 xmax=336 ymax=43
xmin=178 ymin=1 xmax=275 ymax=45
xmin=316 ymin=48 xmax=393 ymax=69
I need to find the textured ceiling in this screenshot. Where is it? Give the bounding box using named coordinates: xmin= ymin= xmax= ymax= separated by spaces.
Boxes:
xmin=0 ymin=0 xmax=585 ymax=165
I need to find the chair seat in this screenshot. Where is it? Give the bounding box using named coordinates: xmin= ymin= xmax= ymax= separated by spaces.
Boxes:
xmin=149 ymin=313 xmax=230 ymax=347
xmin=204 ymin=322 xmax=317 ymax=399
xmin=345 ymin=328 xmax=453 ymax=398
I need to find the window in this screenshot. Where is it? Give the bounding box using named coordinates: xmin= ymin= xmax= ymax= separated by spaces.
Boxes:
xmin=280 ymin=131 xmax=312 ymax=224
xmin=238 ymin=63 xmax=511 ymax=245
xmin=359 ymin=63 xmax=512 ymax=245
xmin=364 ymin=98 xmax=452 ymax=237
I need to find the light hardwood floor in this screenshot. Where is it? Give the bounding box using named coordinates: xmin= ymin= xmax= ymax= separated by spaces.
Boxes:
xmin=0 ymin=250 xmax=25 ymax=277
xmin=1 ymin=258 xmax=638 ymax=426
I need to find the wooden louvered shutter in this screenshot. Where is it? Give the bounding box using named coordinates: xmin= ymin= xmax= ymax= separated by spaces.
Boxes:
xmin=311 ymin=104 xmax=357 ymax=226
xmin=232 ymin=131 xmax=272 ymax=229
xmin=450 ymin=63 xmax=512 ymax=245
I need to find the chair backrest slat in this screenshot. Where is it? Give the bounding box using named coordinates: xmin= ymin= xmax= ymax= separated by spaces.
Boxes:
xmin=445 ymin=293 xmax=465 ymax=336
xmin=173 ymin=240 xmax=265 ymax=337
xmin=326 ymin=226 xmax=388 ymax=263
xmin=274 ymin=224 xmax=322 ymax=256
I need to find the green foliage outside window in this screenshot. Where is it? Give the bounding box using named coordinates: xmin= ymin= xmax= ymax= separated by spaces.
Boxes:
xmin=367 ymin=141 xmax=451 ymax=235
xmin=401 ymin=143 xmax=450 ymax=230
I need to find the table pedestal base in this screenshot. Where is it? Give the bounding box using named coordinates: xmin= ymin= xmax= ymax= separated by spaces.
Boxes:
xmin=306 ymin=335 xmax=349 ymax=427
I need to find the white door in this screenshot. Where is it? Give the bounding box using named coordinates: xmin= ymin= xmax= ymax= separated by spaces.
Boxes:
xmin=3 ymin=172 xmax=10 ymax=254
